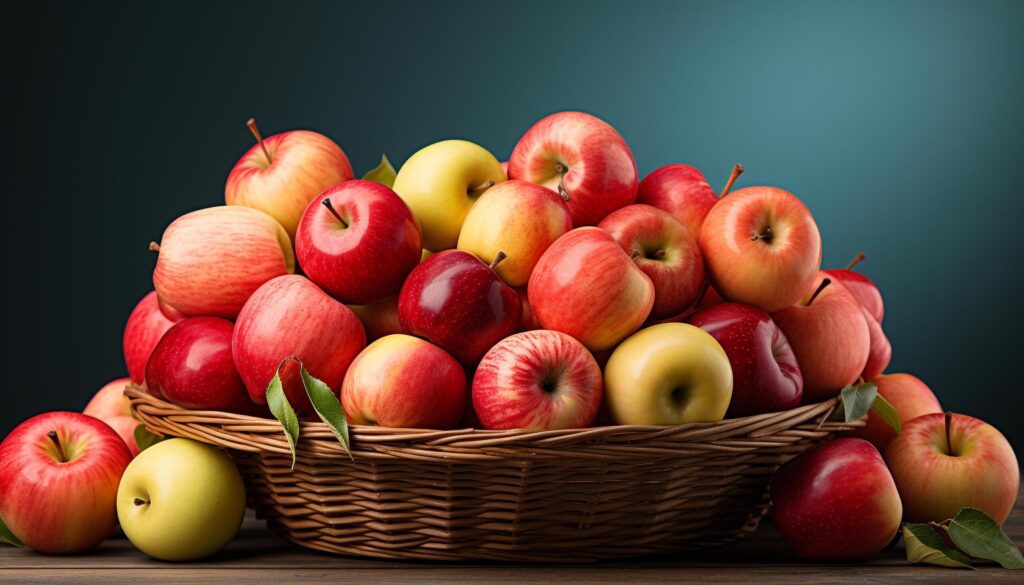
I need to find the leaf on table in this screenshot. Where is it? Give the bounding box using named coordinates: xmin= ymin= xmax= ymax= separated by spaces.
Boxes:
xmin=362 ymin=154 xmax=397 ymax=188
xmin=300 ymin=363 xmax=352 ymax=460
xmin=870 ymin=392 xmax=901 ymax=433
xmin=265 ymin=364 xmax=299 ymax=469
xmin=946 ymin=508 xmax=1024 ymax=569
xmin=133 ymin=424 xmax=164 ymax=452
xmin=0 ymin=513 xmax=23 ymax=547
xmin=835 ymin=382 xmax=878 ymax=423
xmin=904 ymin=523 xmax=974 ymax=569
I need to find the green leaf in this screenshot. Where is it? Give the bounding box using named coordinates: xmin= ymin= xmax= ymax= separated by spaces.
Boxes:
xmin=133 ymin=424 xmax=164 ymax=452
xmin=265 ymin=365 xmax=299 ymax=469
xmin=870 ymin=392 xmax=901 ymax=434
xmin=300 ymin=363 xmax=352 ymax=460
xmin=361 ymin=154 xmax=397 ymax=188
xmin=904 ymin=523 xmax=974 ymax=569
xmin=0 ymin=513 xmax=24 ymax=547
xmin=947 ymin=508 xmax=1024 ymax=569
xmin=839 ymin=382 xmax=878 ymax=423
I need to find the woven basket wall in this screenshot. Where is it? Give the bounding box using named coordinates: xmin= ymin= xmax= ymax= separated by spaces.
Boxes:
xmin=126 ymin=385 xmax=863 ymax=562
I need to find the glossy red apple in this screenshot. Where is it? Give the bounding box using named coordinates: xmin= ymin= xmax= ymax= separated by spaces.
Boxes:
xmin=851 ymin=373 xmax=941 ymax=451
xmin=296 ymin=180 xmax=422 ymax=304
xmin=824 ymin=252 xmax=884 ymax=323
xmin=637 ymin=163 xmax=743 ymax=237
xmin=123 ymin=291 xmax=182 ymax=384
xmin=398 ymin=250 xmax=521 ymax=364
xmin=83 ymin=378 xmax=140 ymax=455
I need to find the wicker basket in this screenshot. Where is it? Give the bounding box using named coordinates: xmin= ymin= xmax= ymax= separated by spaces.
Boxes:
xmin=126 ymin=385 xmax=863 ymax=562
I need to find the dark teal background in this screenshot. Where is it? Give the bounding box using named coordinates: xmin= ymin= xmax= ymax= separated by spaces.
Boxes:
xmin=8 ymin=0 xmax=1023 ymax=449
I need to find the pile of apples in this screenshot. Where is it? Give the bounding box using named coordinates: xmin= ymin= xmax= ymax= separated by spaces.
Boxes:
xmin=1 ymin=111 xmax=1019 ymax=563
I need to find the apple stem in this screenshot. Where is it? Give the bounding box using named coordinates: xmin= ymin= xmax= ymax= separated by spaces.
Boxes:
xmin=654 ymin=249 xmax=666 ymax=258
xmin=553 ymin=162 xmax=571 ymax=201
xmin=945 ymin=411 xmax=956 ymax=456
xmin=846 ymin=251 xmax=867 ymax=271
xmin=133 ymin=497 xmax=149 ymax=507
xmin=806 ymin=278 xmax=832 ymax=307
xmin=750 ymin=226 xmax=773 ymax=243
xmin=321 ymin=198 xmax=349 ymax=228
xmin=489 ymin=251 xmax=508 ymax=271
xmin=630 ymin=249 xmax=642 ymax=261
xmin=47 ymin=431 xmax=67 ymax=463
xmin=719 ymin=163 xmax=745 ymax=198
xmin=148 ymin=241 xmax=160 ymax=253
xmin=246 ymin=118 xmax=273 ymax=165
xmin=469 ymin=179 xmax=495 ymax=198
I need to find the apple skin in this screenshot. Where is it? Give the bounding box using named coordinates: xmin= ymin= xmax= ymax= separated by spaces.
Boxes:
xmin=123 ymin=291 xmax=182 ymax=384
xmin=348 ymin=295 xmax=403 ymax=342
xmin=604 ymin=323 xmax=733 ymax=425
xmin=886 ymin=412 xmax=1019 ymax=525
xmin=232 ymin=275 xmax=366 ymax=415
xmin=145 ymin=317 xmax=260 ymax=414
xmin=515 ymin=287 xmax=542 ymax=332
xmin=392 ymin=139 xmax=506 ymax=252
xmin=771 ymin=273 xmax=871 ymax=401
xmin=225 ymin=129 xmax=354 ymax=238
xmin=83 ymin=378 xmax=140 ymax=455
xmin=825 ymin=268 xmax=883 ymax=323
xmin=509 ymin=111 xmax=638 ymax=227
xmin=341 ymin=334 xmax=467 ymax=428
xmin=599 ymin=204 xmax=705 ymax=320
xmin=117 ymin=438 xmax=246 ymax=561
xmin=528 ymin=227 xmax=655 ymax=352
xmin=457 ymin=179 xmax=573 ymax=287
xmin=398 ymin=250 xmax=521 ymax=364
xmin=851 ymin=373 xmax=941 ymax=451
xmin=860 ymin=306 xmax=892 ymax=380
xmin=153 ymin=206 xmax=295 ymax=318
xmin=687 ymin=303 xmax=803 ymax=417
xmin=473 ymin=330 xmax=603 ymax=430
xmin=636 ymin=163 xmax=717 ymax=238
xmin=0 ymin=412 xmax=132 ymax=554
xmin=699 ymin=186 xmax=822 ymax=312
xmin=771 ymin=438 xmax=902 ymax=560
xmin=296 ymin=180 xmax=422 ymax=304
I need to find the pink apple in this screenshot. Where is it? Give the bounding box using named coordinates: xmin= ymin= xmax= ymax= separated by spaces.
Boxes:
xmin=528 ymin=227 xmax=654 ymax=351
xmin=508 ymin=111 xmax=638 ymax=226
xmin=83 ymin=378 xmax=140 ymax=455
xmin=851 ymin=373 xmax=941 ymax=451
xmin=341 ymin=334 xmax=467 ymax=428
xmin=598 ymin=204 xmax=705 ymax=319
xmin=152 ymin=206 xmax=295 ymax=318
xmin=232 ymin=275 xmax=366 ymax=415
xmin=636 ymin=163 xmax=743 ymax=237
xmin=122 ymin=291 xmax=182 ymax=384
xmin=0 ymin=412 xmax=132 ymax=553
xmin=472 ymin=330 xmax=603 ymax=430
xmin=349 ymin=295 xmax=403 ymax=342
xmin=824 ymin=252 xmax=884 ymax=322
xmin=860 ymin=306 xmax=892 ymax=380
xmin=225 ymin=120 xmax=354 ymax=238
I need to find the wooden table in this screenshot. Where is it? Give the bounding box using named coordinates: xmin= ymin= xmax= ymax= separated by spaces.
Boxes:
xmin=3 ymin=492 xmax=1020 ymax=583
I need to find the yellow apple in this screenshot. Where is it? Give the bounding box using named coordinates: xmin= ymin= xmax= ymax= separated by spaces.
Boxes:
xmin=392 ymin=140 xmax=505 ymax=252
xmin=604 ymin=323 xmax=733 ymax=424
xmin=117 ymin=438 xmax=246 ymax=561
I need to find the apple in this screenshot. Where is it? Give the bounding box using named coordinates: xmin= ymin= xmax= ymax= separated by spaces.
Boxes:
xmin=295 ymin=180 xmax=422 ymax=304
xmin=117 ymin=438 xmax=246 ymax=561
xmin=123 ymin=291 xmax=182 ymax=384
xmin=771 ymin=274 xmax=871 ymax=401
xmin=528 ymin=227 xmax=654 ymax=351
xmin=473 ymin=330 xmax=603 ymax=430
xmin=392 ymin=139 xmax=505 ymax=252
xmin=860 ymin=306 xmax=892 ymax=380
xmin=699 ymin=186 xmax=822 ymax=312
xmin=851 ymin=373 xmax=941 ymax=451
xmin=457 ymin=179 xmax=572 ymax=287
xmin=636 ymin=163 xmax=743 ymax=237
xmin=349 ymin=295 xmax=402 ymax=342
xmin=83 ymin=378 xmax=140 ymax=455
xmin=824 ymin=252 xmax=884 ymax=322
xmin=508 ymin=111 xmax=638 ymax=226
xmin=225 ymin=119 xmax=354 ymax=238
xmin=398 ymin=250 xmax=521 ymax=364
xmin=771 ymin=438 xmax=902 ymax=560
xmin=515 ymin=287 xmax=542 ymax=332
xmin=152 ymin=206 xmax=295 ymax=318
xmin=146 ymin=317 xmax=260 ymax=414
xmin=341 ymin=334 xmax=467 ymax=428
xmin=232 ymin=275 xmax=366 ymax=415
xmin=598 ymin=204 xmax=705 ymax=319
xmin=603 ymin=323 xmax=732 ymax=424
xmin=0 ymin=412 xmax=132 ymax=553
xmin=687 ymin=303 xmax=803 ymax=417
xmin=886 ymin=412 xmax=1019 ymax=525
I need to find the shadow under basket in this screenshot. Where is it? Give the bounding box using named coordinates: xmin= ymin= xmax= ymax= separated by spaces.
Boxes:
xmin=126 ymin=385 xmax=863 ymax=562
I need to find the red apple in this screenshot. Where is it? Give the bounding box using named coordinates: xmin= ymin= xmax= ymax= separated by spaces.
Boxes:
xmin=83 ymin=378 xmax=140 ymax=455
xmin=771 ymin=438 xmax=902 ymax=560
xmin=122 ymin=291 xmax=182 ymax=384
xmin=341 ymin=334 xmax=466 ymax=428
xmin=528 ymin=227 xmax=654 ymax=351
xmin=232 ymin=275 xmax=366 ymax=415
xmin=398 ymin=250 xmax=521 ymax=364
xmin=860 ymin=306 xmax=892 ymax=380
xmin=348 ymin=295 xmax=402 ymax=342
xmin=146 ymin=317 xmax=260 ymax=414
xmin=296 ymin=180 xmax=422 ymax=304
xmin=636 ymin=163 xmax=743 ymax=237
xmin=824 ymin=252 xmax=884 ymax=323
xmin=851 ymin=373 xmax=941 ymax=451
xmin=700 ymin=186 xmax=822 ymax=312
xmin=0 ymin=412 xmax=132 ymax=553
xmin=508 ymin=111 xmax=637 ymax=226
xmin=598 ymin=204 xmax=705 ymax=319
xmin=515 ymin=287 xmax=542 ymax=332
xmin=771 ymin=274 xmax=871 ymax=401
xmin=687 ymin=303 xmax=803 ymax=417
xmin=473 ymin=330 xmax=603 ymax=430
xmin=886 ymin=412 xmax=1019 ymax=524
xmin=225 ymin=119 xmax=354 ymax=238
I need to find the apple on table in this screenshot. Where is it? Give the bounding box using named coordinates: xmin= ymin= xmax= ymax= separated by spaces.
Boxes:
xmin=83 ymin=378 xmax=141 ymax=455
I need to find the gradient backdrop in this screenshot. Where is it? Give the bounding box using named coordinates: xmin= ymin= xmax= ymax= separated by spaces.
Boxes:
xmin=8 ymin=1 xmax=1023 ymax=448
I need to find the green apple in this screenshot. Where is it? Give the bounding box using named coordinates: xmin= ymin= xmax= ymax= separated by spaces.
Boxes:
xmin=392 ymin=139 xmax=506 ymax=252
xmin=117 ymin=438 xmax=246 ymax=561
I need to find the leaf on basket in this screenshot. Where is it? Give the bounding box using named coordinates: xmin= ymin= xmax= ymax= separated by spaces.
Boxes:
xmin=300 ymin=363 xmax=352 ymax=460
xmin=904 ymin=523 xmax=973 ymax=569
xmin=362 ymin=154 xmax=397 ymax=188
xmin=133 ymin=424 xmax=164 ymax=452
xmin=265 ymin=363 xmax=299 ymax=469
xmin=837 ymin=382 xmax=878 ymax=423
xmin=946 ymin=508 xmax=1024 ymax=569
xmin=0 ymin=513 xmax=24 ymax=547
xmin=870 ymin=392 xmax=901 ymax=433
